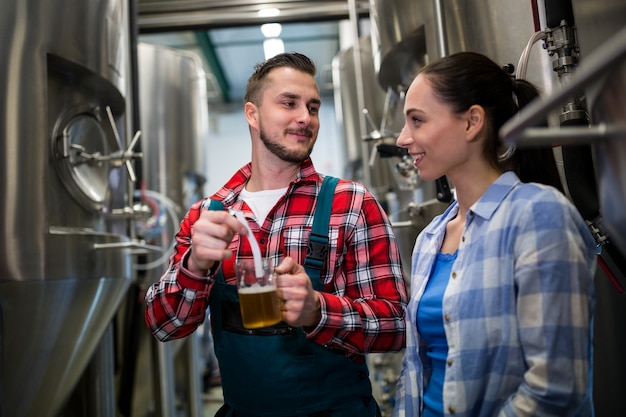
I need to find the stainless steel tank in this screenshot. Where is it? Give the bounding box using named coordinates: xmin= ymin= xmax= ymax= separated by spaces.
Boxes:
xmin=0 ymin=1 xmax=133 ymax=417
xmin=132 ymin=42 xmax=211 ymax=417
xmin=332 ymin=36 xmax=389 ymax=184
xmin=370 ymin=0 xmax=556 ymax=95
xmin=138 ymin=42 xmax=209 ymax=213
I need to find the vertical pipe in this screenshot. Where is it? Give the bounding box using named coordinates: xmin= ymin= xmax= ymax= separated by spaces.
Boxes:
xmin=348 ymin=0 xmax=371 ymax=187
xmin=187 ymin=336 xmax=204 ymax=417
xmin=84 ymin=323 xmax=117 ymax=417
xmin=433 ymin=0 xmax=448 ymax=57
xmin=152 ymin=340 xmax=178 ymax=417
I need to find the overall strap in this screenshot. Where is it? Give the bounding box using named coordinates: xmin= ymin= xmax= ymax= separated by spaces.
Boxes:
xmin=305 ymin=176 xmax=339 ymax=290
xmin=206 ymin=177 xmax=338 ymax=291
xmin=207 ymin=199 xmax=225 ymax=211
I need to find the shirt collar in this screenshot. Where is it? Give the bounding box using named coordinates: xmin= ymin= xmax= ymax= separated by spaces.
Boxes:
xmin=210 ymin=157 xmax=319 ymax=205
xmin=470 ymin=171 xmax=520 ymax=220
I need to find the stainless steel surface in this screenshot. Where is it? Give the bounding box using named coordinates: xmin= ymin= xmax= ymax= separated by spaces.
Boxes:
xmin=0 ymin=234 xmax=131 ymax=417
xmin=136 ymin=42 xmax=210 ymax=417
xmin=592 ymin=58 xmax=626 ymax=266
xmin=370 ymin=0 xmax=556 ymax=93
xmin=138 ymin=0 xmax=369 ymax=31
xmin=332 ymin=36 xmax=388 ymax=182
xmin=0 ymin=0 xmax=133 ymax=416
xmin=503 ymin=124 xmax=626 ymax=147
xmin=369 ymin=0 xmax=428 ymax=93
xmin=138 ymin=42 xmax=210 ymax=212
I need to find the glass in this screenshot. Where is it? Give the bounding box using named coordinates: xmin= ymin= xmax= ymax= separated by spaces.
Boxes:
xmin=235 ymin=258 xmax=281 ymax=329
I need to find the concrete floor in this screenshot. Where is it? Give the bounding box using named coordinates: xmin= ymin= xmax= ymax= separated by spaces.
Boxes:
xmin=203 ymin=386 xmax=224 ymax=417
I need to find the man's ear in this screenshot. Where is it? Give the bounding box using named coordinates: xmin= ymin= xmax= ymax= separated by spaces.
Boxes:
xmin=244 ymin=102 xmax=258 ymax=128
xmin=466 ymin=104 xmax=485 ymax=142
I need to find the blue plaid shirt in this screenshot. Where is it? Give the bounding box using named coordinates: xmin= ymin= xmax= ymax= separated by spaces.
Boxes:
xmin=394 ymin=172 xmax=597 ymax=417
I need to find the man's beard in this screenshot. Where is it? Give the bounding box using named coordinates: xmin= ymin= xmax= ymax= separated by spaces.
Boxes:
xmin=259 ymin=126 xmax=314 ymax=163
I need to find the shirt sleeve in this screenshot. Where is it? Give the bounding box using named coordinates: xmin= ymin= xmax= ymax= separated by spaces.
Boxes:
xmin=306 ymin=183 xmax=409 ymax=357
xmin=144 ymin=200 xmax=215 ymax=341
xmin=502 ymin=191 xmax=597 ymax=416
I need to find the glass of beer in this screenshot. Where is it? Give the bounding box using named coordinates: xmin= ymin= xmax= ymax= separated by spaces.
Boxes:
xmin=236 ymin=258 xmax=281 ymax=329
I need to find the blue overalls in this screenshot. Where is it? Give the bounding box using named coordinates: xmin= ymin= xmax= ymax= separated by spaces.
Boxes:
xmin=206 ymin=177 xmax=380 ymax=417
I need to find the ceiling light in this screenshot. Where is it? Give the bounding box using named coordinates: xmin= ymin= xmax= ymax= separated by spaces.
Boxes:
xmin=260 ymin=23 xmax=282 ymax=38
xmin=258 ymin=8 xmax=280 ymax=18
xmin=263 ymin=38 xmax=285 ymax=59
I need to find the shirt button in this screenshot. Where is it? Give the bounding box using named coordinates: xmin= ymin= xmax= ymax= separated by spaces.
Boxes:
xmin=444 ymin=314 xmax=450 ymax=322
xmin=451 ymin=272 xmax=457 ymax=279
xmin=461 ymin=236 xmax=465 ymax=242
xmin=447 ymin=359 xmax=453 ymax=366
xmin=448 ymin=406 xmax=456 ymax=413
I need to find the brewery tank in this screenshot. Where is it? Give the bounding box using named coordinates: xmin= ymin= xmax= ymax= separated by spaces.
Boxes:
xmin=130 ymin=41 xmax=211 ymax=417
xmin=0 ymin=1 xmax=134 ymax=417
xmin=369 ymin=0 xmax=556 ymax=94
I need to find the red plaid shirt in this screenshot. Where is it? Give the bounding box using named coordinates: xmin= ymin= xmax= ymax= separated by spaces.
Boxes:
xmin=145 ymin=158 xmax=407 ymax=359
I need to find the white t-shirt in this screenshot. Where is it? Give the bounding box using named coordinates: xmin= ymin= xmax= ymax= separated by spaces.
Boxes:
xmin=240 ymin=186 xmax=288 ymax=225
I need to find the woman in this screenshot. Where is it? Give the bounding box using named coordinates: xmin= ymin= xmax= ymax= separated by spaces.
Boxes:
xmin=393 ymin=51 xmax=597 ymax=417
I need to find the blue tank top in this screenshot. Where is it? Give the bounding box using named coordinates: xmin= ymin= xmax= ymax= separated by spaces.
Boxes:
xmin=417 ymin=250 xmax=457 ymax=417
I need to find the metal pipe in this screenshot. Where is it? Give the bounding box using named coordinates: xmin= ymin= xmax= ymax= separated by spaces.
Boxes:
xmin=152 ymin=340 xmax=178 ymax=417
xmin=433 ymin=0 xmax=448 ymax=57
xmin=187 ymin=336 xmax=204 ymax=417
xmin=348 ymin=0 xmax=372 ymax=186
xmin=83 ymin=323 xmax=117 ymax=417
xmin=503 ymin=124 xmax=626 ymax=147
xmin=501 ymin=25 xmax=626 ymax=145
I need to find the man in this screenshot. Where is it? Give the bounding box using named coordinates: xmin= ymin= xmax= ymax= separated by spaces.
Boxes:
xmin=145 ymin=52 xmax=408 ymax=417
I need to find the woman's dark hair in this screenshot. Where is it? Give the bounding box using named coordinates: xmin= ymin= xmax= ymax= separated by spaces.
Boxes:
xmin=244 ymin=52 xmax=317 ymax=105
xmin=419 ymin=51 xmax=563 ymax=191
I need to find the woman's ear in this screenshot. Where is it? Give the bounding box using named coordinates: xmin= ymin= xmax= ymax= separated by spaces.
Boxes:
xmin=466 ymin=104 xmax=485 ymax=141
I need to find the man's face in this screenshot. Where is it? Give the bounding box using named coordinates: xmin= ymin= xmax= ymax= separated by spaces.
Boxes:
xmin=252 ymin=67 xmax=321 ymax=163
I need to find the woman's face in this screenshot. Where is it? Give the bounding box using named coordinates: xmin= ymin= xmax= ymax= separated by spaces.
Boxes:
xmin=396 ymin=74 xmax=472 ymax=182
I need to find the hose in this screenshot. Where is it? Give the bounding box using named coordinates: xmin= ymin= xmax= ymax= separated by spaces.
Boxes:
xmin=516 ymin=30 xmax=547 ymax=79
xmin=134 ymin=189 xmax=181 ymax=271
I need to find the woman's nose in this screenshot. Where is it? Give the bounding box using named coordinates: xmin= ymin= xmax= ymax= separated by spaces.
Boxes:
xmin=396 ymin=125 xmax=411 ymax=147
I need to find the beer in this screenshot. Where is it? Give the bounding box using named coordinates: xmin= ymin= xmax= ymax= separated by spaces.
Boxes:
xmin=238 ymin=284 xmax=281 ymax=329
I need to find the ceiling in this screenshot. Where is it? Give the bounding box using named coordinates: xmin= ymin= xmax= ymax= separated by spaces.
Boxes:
xmin=136 ymin=0 xmax=370 ymax=103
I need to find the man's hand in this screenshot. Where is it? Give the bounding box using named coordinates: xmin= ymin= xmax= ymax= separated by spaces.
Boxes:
xmin=188 ymin=210 xmax=247 ymax=275
xmin=275 ymin=257 xmax=322 ymax=328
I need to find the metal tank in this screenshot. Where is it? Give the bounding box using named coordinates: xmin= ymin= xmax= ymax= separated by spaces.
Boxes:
xmin=370 ymin=0 xmax=556 ymax=94
xmin=131 ymin=42 xmax=211 ymax=417
xmin=0 ymin=1 xmax=135 ymax=417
